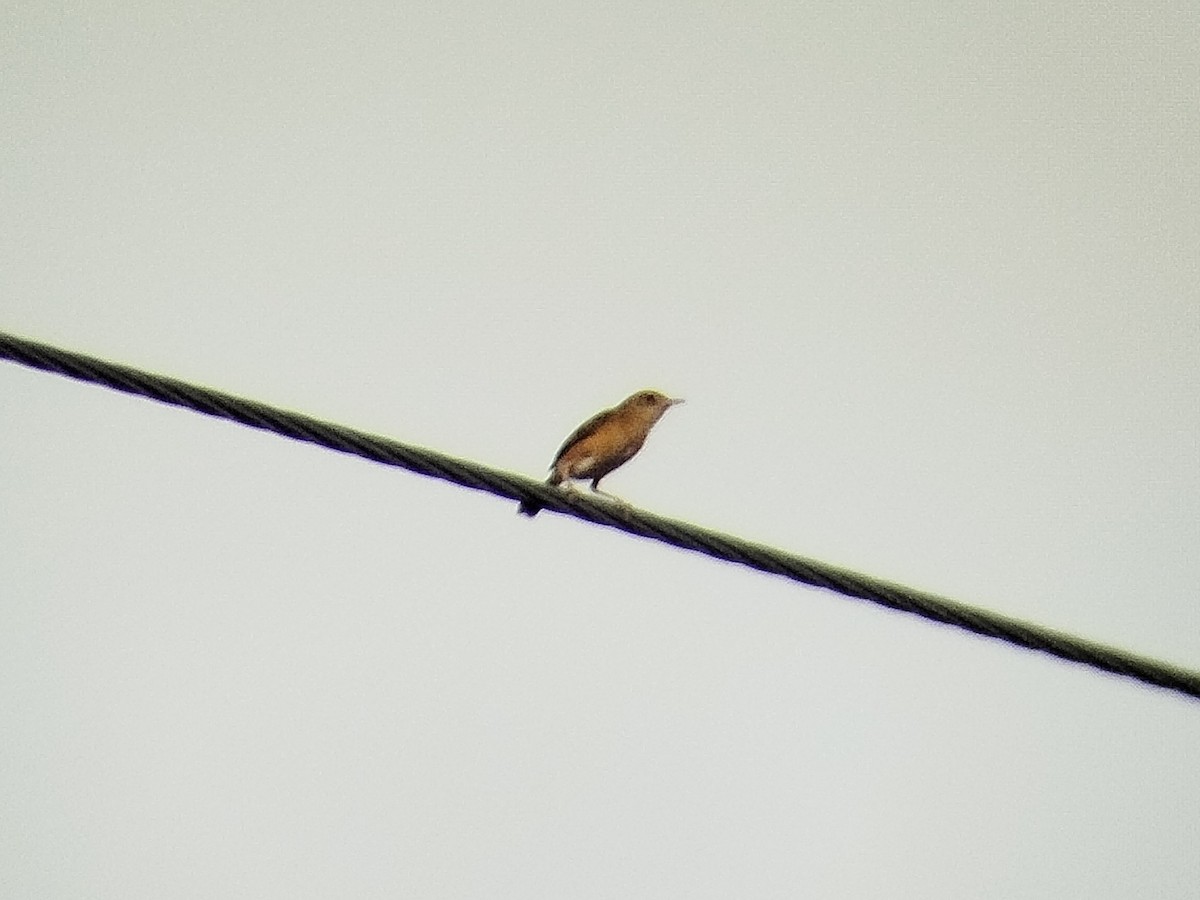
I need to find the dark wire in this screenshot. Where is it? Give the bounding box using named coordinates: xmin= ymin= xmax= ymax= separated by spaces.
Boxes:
xmin=3 ymin=328 xmax=1198 ymax=702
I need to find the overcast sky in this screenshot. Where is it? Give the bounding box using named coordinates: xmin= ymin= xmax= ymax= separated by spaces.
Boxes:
xmin=3 ymin=2 xmax=1199 ymax=897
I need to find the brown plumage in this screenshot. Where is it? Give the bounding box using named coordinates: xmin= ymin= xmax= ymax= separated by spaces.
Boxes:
xmin=518 ymin=389 xmax=683 ymax=516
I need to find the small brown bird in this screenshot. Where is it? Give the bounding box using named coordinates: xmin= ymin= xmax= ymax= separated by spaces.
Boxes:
xmin=518 ymin=389 xmax=684 ymax=516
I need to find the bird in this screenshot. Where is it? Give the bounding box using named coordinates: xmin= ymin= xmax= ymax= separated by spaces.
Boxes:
xmin=518 ymin=389 xmax=684 ymax=517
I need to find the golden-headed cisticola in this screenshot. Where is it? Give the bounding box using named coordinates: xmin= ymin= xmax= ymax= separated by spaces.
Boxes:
xmin=518 ymin=389 xmax=683 ymax=516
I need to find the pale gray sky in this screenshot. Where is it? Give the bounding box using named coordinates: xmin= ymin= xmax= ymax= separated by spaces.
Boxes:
xmin=3 ymin=2 xmax=1199 ymax=897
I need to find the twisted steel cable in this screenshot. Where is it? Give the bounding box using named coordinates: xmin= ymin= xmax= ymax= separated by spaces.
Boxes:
xmin=3 ymin=328 xmax=1198 ymax=702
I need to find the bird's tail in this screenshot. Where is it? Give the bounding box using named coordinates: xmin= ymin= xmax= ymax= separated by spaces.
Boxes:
xmin=518 ymin=472 xmax=561 ymax=517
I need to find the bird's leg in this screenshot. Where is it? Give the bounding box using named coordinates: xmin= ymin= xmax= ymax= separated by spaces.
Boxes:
xmin=589 ymin=481 xmax=630 ymax=507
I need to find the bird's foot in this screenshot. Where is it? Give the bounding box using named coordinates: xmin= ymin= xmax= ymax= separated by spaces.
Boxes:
xmin=590 ymin=488 xmax=631 ymax=508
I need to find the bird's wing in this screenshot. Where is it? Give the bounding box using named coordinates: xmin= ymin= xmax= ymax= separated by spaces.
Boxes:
xmin=551 ymin=407 xmax=618 ymax=465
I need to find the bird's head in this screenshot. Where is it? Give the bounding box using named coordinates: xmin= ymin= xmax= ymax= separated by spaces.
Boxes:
xmin=625 ymin=389 xmax=684 ymax=423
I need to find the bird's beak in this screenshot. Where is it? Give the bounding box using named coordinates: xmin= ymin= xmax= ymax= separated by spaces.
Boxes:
xmin=668 ymin=397 xmax=685 ymax=406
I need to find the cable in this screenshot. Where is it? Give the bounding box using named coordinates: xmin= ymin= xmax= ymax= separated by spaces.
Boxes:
xmin=3 ymin=328 xmax=1198 ymax=702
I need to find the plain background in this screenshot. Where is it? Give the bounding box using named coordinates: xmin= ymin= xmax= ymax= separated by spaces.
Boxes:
xmin=3 ymin=2 xmax=1198 ymax=897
